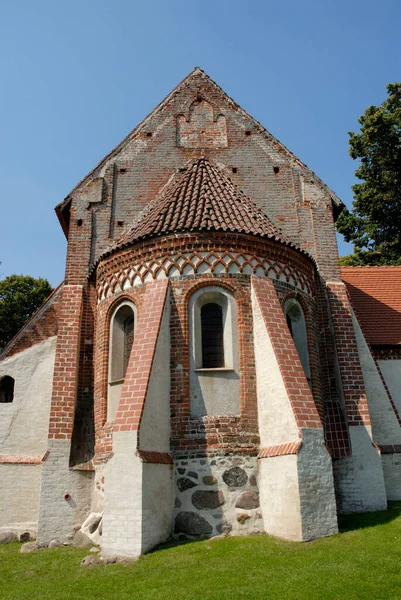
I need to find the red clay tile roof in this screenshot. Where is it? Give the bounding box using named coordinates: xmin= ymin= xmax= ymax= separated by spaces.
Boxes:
xmin=107 ymin=157 xmax=296 ymax=255
xmin=341 ymin=266 xmax=401 ymax=346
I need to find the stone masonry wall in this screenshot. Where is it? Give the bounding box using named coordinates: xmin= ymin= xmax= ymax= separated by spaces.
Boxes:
xmin=173 ymin=456 xmax=262 ymax=540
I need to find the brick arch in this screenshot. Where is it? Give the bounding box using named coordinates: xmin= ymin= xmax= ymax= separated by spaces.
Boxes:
xmin=280 ymin=289 xmax=312 ymax=317
xmin=105 ymin=293 xmax=139 ymax=324
xmin=182 ymin=278 xmax=238 ymax=312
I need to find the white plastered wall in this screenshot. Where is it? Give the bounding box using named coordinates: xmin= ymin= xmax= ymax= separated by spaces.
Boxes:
xmin=37 ymin=438 xmax=93 ymax=544
xmin=0 ymin=337 xmax=56 ymax=530
xmin=252 ymin=287 xmax=299 ymax=447
xmin=333 ymin=426 xmax=387 ymax=513
xmin=351 ymin=310 xmax=401 ymax=443
xmin=378 ymin=360 xmax=401 ymax=416
xmin=251 ymin=284 xmax=337 ymax=540
xmin=297 ymin=428 xmax=338 ymax=540
xmin=139 ymin=299 xmax=171 ymax=452
xmin=103 ymin=295 xmax=173 ymax=557
xmin=351 ymin=311 xmax=401 ymax=502
xmin=102 ymin=432 xmax=143 ymax=557
xmin=140 ymin=297 xmax=174 ymax=552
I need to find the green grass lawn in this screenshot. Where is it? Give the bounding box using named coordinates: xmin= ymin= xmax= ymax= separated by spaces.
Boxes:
xmin=2 ymin=503 xmax=401 ymax=600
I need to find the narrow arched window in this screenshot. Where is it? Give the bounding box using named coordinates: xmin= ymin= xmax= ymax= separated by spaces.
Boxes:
xmin=0 ymin=376 xmax=14 ymax=403
xmin=201 ymin=303 xmax=224 ymax=368
xmin=108 ymin=302 xmax=135 ymax=422
xmin=284 ymin=299 xmax=311 ymax=382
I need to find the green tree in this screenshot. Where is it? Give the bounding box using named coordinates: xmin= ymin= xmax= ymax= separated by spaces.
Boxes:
xmin=0 ymin=275 xmax=53 ymax=351
xmin=337 ymin=83 xmax=401 ymax=266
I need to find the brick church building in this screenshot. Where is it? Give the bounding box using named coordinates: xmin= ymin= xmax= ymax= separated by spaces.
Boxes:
xmin=1 ymin=68 xmax=401 ymax=557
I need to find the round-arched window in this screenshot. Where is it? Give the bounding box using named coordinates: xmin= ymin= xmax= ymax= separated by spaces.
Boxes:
xmin=108 ymin=301 xmax=136 ymax=422
xmin=284 ymin=299 xmax=311 ymax=382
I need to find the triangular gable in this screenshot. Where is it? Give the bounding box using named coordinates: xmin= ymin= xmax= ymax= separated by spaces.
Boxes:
xmin=100 ymin=157 xmax=303 ymax=261
xmin=56 ymin=67 xmax=342 ymax=225
xmin=0 ymin=283 xmax=63 ymax=360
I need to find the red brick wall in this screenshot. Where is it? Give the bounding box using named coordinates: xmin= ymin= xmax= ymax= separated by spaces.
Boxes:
xmin=327 ymin=282 xmax=370 ymax=427
xmin=170 ymin=275 xmax=259 ymax=457
xmin=64 ymin=70 xmax=341 ymax=285
xmin=94 ymin=286 xmax=146 ymax=460
xmin=48 ymin=285 xmax=84 ymax=440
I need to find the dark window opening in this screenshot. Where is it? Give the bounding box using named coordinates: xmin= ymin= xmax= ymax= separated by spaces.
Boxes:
xmin=146 ymin=132 xmax=152 ymax=137
xmin=110 ymin=304 xmax=135 ymax=383
xmin=273 ymin=166 xmax=280 ymax=174
xmin=232 ymin=167 xmax=238 ymax=174
xmin=286 ymin=313 xmax=293 ymax=337
xmin=123 ymin=315 xmax=134 ymax=377
xmin=76 ymin=219 xmax=83 ymax=226
xmin=245 ymin=130 xmax=251 ymax=136
xmin=201 ymin=303 xmax=224 ymax=368
xmin=0 ymin=376 xmax=14 ymax=403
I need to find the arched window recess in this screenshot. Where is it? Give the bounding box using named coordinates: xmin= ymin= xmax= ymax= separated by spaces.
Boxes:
xmin=190 ymin=288 xmax=236 ymax=371
xmin=284 ymin=298 xmax=311 ymax=384
xmin=108 ymin=300 xmax=136 ymax=422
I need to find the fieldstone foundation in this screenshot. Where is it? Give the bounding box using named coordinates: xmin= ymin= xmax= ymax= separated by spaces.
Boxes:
xmin=173 ymin=455 xmax=263 ymax=539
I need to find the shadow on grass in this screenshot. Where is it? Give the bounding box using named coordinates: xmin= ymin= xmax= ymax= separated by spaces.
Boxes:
xmin=146 ymin=537 xmax=202 ymax=555
xmin=339 ymin=501 xmax=401 ymax=533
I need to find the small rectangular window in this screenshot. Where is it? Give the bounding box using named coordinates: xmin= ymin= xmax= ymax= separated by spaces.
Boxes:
xmin=201 ymin=303 xmax=224 ymax=368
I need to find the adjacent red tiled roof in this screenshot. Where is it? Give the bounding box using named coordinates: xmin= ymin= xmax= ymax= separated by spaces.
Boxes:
xmin=107 ymin=157 xmax=296 ymax=255
xmin=341 ymin=266 xmax=401 ymax=346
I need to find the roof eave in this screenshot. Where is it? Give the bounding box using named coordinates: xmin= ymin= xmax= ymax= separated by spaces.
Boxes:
xmin=55 ymin=197 xmax=71 ymax=239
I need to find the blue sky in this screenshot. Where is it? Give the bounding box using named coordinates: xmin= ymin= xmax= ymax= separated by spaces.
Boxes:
xmin=1 ymin=0 xmax=400 ymax=286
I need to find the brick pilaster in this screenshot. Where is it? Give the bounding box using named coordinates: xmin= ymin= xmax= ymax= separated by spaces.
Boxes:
xmin=48 ymin=285 xmax=84 ymax=440
xmin=327 ymin=282 xmax=370 ymax=426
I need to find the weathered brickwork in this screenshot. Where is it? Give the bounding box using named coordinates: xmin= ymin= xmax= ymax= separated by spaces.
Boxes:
xmin=170 ymin=275 xmax=259 ymax=457
xmin=258 ymin=442 xmax=303 ymax=458
xmin=48 ymin=285 xmax=84 ymax=440
xmin=2 ymin=67 xmax=400 ymax=554
xmin=327 ymin=283 xmax=371 ymax=427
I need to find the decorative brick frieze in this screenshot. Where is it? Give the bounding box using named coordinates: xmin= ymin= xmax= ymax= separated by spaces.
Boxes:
xmin=252 ymin=276 xmax=322 ymax=430
xmin=96 ymin=233 xmax=315 ymax=303
xmin=258 ymin=442 xmax=302 ymax=459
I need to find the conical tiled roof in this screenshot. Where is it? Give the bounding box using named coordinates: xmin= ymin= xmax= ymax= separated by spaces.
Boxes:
xmin=108 ymin=157 xmax=295 ymax=254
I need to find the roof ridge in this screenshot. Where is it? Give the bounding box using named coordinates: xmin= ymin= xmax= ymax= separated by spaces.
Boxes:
xmin=57 ymin=68 xmax=343 ymax=217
